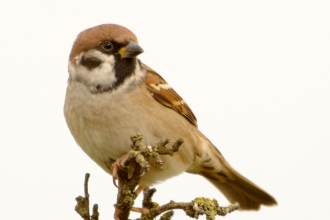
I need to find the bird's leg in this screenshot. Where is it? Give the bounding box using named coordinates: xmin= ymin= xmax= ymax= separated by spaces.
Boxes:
xmin=111 ymin=148 xmax=150 ymax=220
xmin=106 ymin=147 xmax=151 ymax=188
xmin=107 ymin=155 xmax=127 ymax=187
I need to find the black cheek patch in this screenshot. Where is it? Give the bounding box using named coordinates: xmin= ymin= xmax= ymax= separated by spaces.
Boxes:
xmin=80 ymin=55 xmax=102 ymax=70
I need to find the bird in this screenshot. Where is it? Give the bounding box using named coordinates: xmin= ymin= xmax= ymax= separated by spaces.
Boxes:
xmin=64 ymin=24 xmax=277 ymax=210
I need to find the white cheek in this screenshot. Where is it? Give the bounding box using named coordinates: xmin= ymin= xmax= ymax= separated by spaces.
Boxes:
xmin=69 ymin=51 xmax=118 ymax=91
xmin=87 ymin=61 xmax=117 ymax=87
xmin=68 ymin=50 xmax=146 ymax=93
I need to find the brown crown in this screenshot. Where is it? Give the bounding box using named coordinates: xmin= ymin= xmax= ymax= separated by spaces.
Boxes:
xmin=69 ymin=24 xmax=138 ymax=61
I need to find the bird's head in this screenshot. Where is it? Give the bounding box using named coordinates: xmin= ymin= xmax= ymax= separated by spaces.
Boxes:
xmin=68 ymin=24 xmax=144 ymax=93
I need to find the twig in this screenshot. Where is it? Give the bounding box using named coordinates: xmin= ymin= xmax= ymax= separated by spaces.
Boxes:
xmin=139 ymin=189 xmax=239 ymax=220
xmin=160 ymin=211 xmax=174 ymax=220
xmin=75 ymin=173 xmax=99 ymax=220
xmin=73 ymin=134 xmax=239 ymax=219
xmin=142 ymin=187 xmax=158 ymax=210
xmin=91 ymin=204 xmax=99 ymax=220
xmin=113 ymin=161 xmax=141 ymax=220
xmin=84 ymin=173 xmax=90 ymax=217
xmin=110 ymin=134 xmax=184 ymax=220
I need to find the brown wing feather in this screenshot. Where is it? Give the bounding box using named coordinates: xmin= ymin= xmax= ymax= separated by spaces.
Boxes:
xmin=142 ymin=64 xmax=198 ymax=127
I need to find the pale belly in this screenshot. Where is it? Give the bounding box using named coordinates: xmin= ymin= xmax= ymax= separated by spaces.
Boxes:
xmin=64 ymin=80 xmax=202 ymax=186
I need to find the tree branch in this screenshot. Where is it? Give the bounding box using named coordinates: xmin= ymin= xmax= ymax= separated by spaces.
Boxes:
xmin=107 ymin=134 xmax=183 ymax=220
xmin=74 ymin=134 xmax=239 ymax=219
xmin=138 ymin=188 xmax=239 ymax=220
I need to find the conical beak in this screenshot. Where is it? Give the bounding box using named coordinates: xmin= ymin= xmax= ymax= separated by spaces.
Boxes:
xmin=119 ymin=41 xmax=144 ymax=58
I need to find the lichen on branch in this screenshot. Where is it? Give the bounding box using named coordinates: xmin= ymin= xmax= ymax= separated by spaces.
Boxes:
xmin=74 ymin=134 xmax=239 ymax=220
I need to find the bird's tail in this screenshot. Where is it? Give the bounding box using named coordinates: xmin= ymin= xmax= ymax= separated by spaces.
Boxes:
xmin=199 ymin=145 xmax=277 ymax=210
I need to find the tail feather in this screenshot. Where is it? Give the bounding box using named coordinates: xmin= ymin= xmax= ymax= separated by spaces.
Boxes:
xmin=203 ymin=168 xmax=277 ymax=210
xmin=199 ymin=145 xmax=277 ymax=210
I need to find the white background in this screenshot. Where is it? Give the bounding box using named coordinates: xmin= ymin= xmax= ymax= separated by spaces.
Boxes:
xmin=1 ymin=1 xmax=329 ymax=219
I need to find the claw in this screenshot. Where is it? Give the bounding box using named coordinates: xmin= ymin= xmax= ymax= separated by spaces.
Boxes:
xmin=139 ymin=170 xmax=146 ymax=177
xmin=110 ymin=162 xmax=119 ymax=187
xmin=113 ymin=177 xmax=118 ymax=188
xmin=109 ymin=155 xmax=126 ymax=188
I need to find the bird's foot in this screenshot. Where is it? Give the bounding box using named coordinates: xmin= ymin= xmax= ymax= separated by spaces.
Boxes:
xmin=107 ymin=148 xmax=151 ymax=187
xmin=109 ymin=155 xmax=126 ymax=187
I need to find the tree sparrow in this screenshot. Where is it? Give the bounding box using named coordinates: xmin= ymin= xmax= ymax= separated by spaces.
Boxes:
xmin=64 ymin=24 xmax=277 ymax=210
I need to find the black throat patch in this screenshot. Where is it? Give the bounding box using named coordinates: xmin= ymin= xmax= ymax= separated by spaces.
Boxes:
xmin=112 ymin=55 xmax=137 ymax=89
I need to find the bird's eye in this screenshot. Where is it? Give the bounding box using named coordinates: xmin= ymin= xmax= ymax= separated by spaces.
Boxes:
xmin=101 ymin=41 xmax=113 ymax=51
